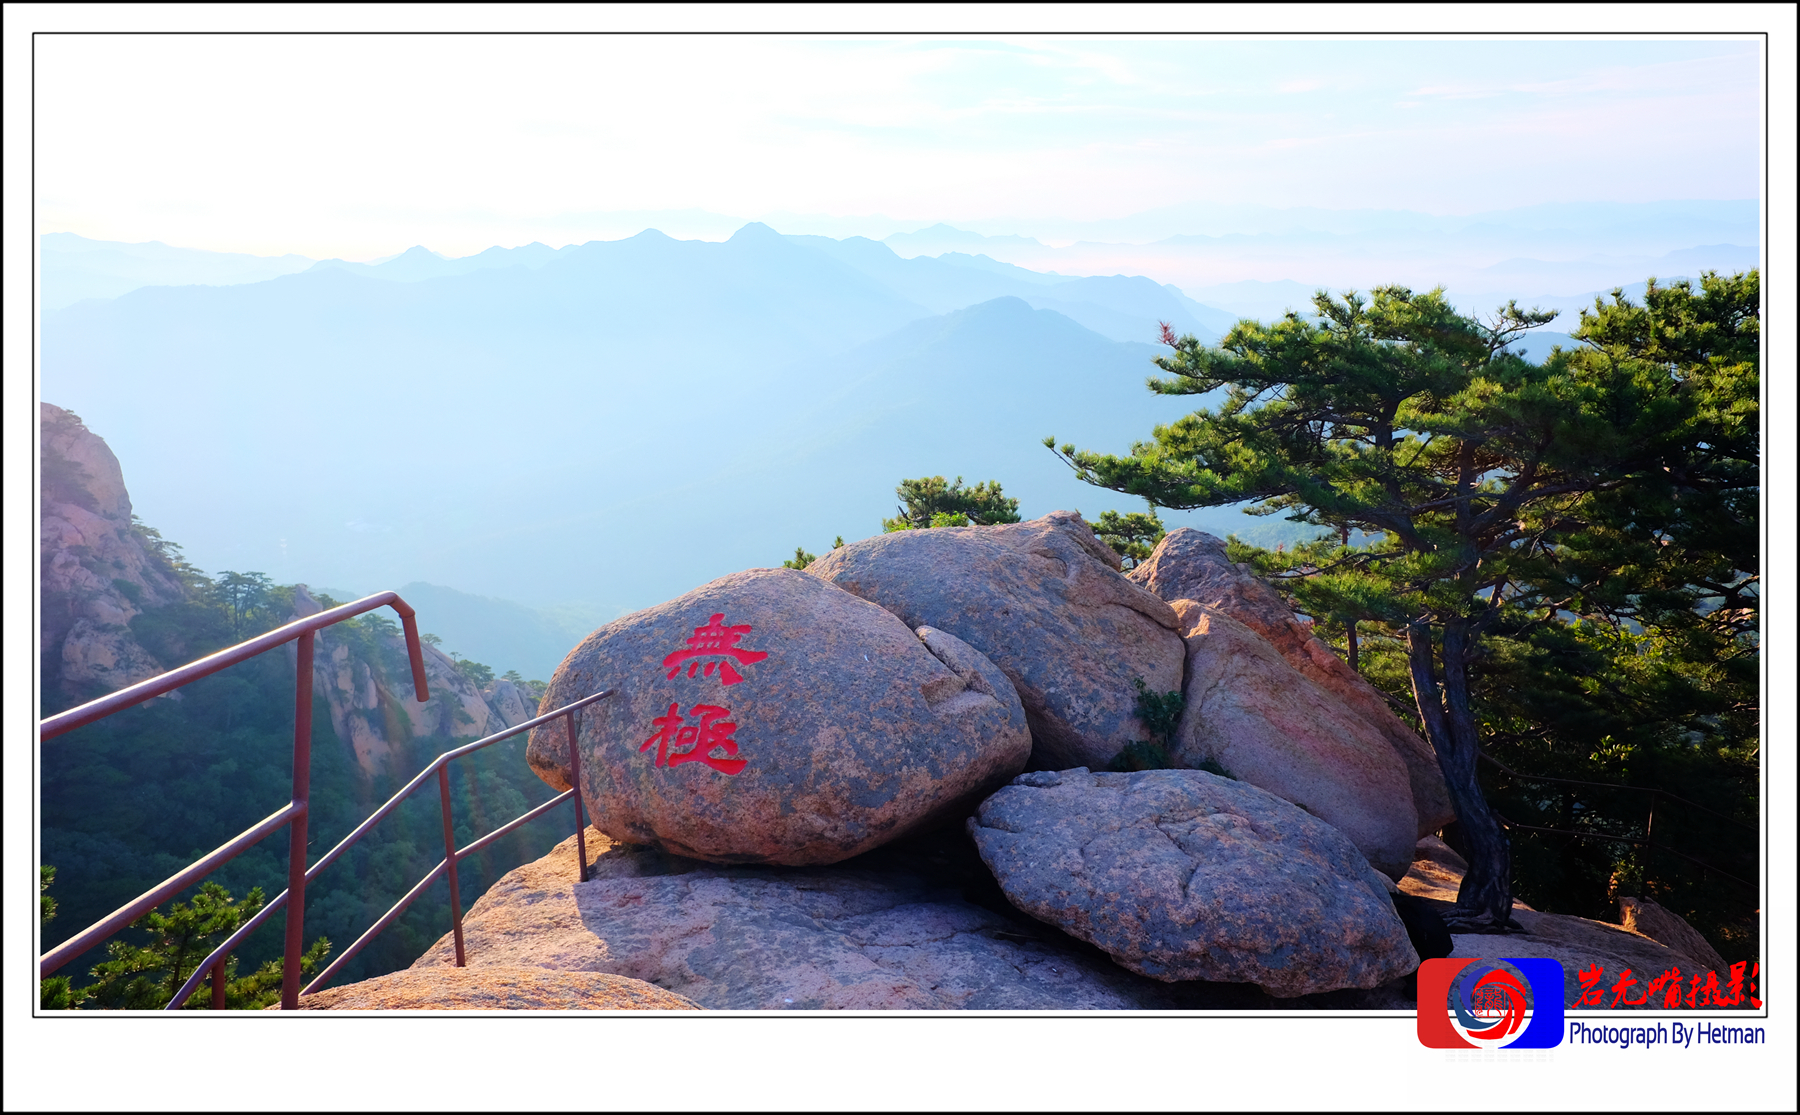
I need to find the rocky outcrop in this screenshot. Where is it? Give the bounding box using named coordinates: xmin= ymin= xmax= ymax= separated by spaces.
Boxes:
xmin=39 ymin=403 xmax=188 ymax=701
xmin=482 ymin=678 xmax=542 ymax=729
xmin=290 ymin=585 xmax=530 ymax=778
xmin=525 ymin=569 xmax=1031 ymax=865
xmin=968 ymin=768 xmax=1418 ymax=996
xmin=1170 ymin=601 xmax=1418 ymax=879
xmin=1399 ymin=837 xmax=1727 ymax=1010
xmin=297 ymin=965 xmax=701 ymax=1010
xmin=410 ymin=827 xmax=1415 ymax=1010
xmin=1130 ymin=529 xmax=1453 ymax=834
xmin=807 ymin=511 xmax=1185 ymax=770
xmin=1618 ymin=897 xmax=1730 ymax=977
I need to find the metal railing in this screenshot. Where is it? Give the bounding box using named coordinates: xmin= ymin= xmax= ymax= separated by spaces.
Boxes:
xmin=38 ymin=590 xmax=610 ymax=1011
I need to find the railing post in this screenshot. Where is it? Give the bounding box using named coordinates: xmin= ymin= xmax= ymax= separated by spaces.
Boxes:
xmin=211 ymin=956 xmax=227 ymax=1010
xmin=438 ymin=766 xmax=467 ymax=966
xmin=567 ymin=713 xmax=589 ymax=883
xmin=280 ymin=630 xmax=314 ymax=1010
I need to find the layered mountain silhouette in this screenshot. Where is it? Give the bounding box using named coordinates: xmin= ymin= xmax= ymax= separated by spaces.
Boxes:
xmin=41 ymin=226 xmax=1260 ymax=623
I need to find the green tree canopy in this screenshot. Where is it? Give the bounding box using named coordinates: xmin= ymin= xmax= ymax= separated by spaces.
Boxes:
xmin=882 ymin=476 xmax=1021 ymax=532
xmin=1050 ymin=273 xmax=1759 ymax=931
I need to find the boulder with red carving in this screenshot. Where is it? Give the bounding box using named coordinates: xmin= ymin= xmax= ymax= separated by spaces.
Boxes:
xmin=525 ymin=568 xmax=1031 ymax=866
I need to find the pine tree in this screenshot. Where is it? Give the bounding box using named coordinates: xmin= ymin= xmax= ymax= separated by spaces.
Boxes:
xmin=1049 ymin=274 xmax=1758 ymax=931
xmin=78 ymin=881 xmax=331 ymax=1010
xmin=882 ymin=476 xmax=1021 ymax=532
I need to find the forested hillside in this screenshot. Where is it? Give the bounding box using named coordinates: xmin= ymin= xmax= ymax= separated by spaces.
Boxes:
xmin=39 ymin=405 xmax=580 ymax=999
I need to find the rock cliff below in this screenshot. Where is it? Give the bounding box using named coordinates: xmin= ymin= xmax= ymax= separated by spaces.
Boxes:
xmin=39 ymin=403 xmax=188 ymax=700
xmin=40 ymin=402 xmax=546 ymax=777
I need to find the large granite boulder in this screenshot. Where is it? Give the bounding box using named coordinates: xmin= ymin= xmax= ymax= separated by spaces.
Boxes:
xmin=524 ymin=568 xmax=1031 ymax=866
xmin=411 ymin=828 xmax=1413 ymax=1010
xmin=806 ymin=511 xmax=1185 ymax=770
xmin=967 ymin=768 xmax=1419 ymax=996
xmin=297 ymin=966 xmax=701 ymax=1010
xmin=1171 ymin=601 xmax=1418 ymax=879
xmin=1129 ymin=529 xmax=1454 ymax=835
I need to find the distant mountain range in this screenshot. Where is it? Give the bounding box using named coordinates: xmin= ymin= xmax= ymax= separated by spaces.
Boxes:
xmin=39 ymin=231 xmax=314 ymax=309
xmin=41 ymin=224 xmax=1261 ymax=633
xmin=39 ymin=208 xmax=1761 ymax=663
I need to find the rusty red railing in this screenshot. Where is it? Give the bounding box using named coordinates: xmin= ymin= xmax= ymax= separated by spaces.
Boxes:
xmin=37 ymin=590 xmax=610 ymax=1011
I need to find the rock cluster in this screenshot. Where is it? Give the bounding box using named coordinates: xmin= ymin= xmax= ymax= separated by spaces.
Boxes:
xmin=488 ymin=512 xmax=1466 ymax=1004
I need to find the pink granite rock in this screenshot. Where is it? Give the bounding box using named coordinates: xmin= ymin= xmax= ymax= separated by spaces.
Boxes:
xmin=410 ymin=828 xmax=1291 ymax=1009
xmin=525 ymin=568 xmax=1030 ymax=866
xmin=807 ymin=511 xmax=1185 ymax=770
xmin=297 ymin=965 xmax=701 ymax=1010
xmin=1170 ymin=600 xmax=1417 ymax=879
xmin=1617 ymin=897 xmax=1730 ymax=977
xmin=1400 ymin=838 xmax=1726 ymax=1010
xmin=1130 ymin=529 xmax=1453 ymax=835
xmin=968 ymin=767 xmax=1419 ymax=996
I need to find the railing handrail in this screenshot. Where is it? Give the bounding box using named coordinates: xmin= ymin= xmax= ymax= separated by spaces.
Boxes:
xmin=37 ymin=588 xmax=610 ymax=1012
xmin=39 ymin=591 xmax=430 ymax=741
xmin=162 ymin=689 xmax=612 ymax=1011
xmin=36 ymin=803 xmax=304 ymax=978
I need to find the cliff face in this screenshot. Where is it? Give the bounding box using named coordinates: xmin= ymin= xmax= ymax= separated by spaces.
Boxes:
xmin=40 ymin=402 xmax=543 ymax=777
xmin=39 ymin=403 xmax=188 ymax=700
xmin=290 ymin=585 xmax=545 ymax=777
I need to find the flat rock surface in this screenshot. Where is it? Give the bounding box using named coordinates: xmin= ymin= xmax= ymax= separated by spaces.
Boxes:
xmin=1171 ymin=601 xmax=1418 ymax=878
xmin=1399 ymin=838 xmax=1735 ymax=1011
xmin=807 ymin=511 xmax=1184 ymax=771
xmin=297 ymin=965 xmax=701 ymax=1010
xmin=968 ymin=768 xmax=1419 ymax=997
xmin=1131 ymin=529 xmax=1453 ymax=834
xmin=525 ymin=568 xmax=1030 ymax=865
xmin=410 ymin=828 xmax=1414 ymax=1010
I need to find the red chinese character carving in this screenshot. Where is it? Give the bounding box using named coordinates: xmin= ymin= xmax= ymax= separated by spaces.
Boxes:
xmin=1747 ymin=962 xmax=1761 ymax=1009
xmin=1607 ymin=969 xmax=1649 ymax=1008
xmin=1570 ymin=963 xmax=1607 ymax=1008
xmin=1645 ymin=967 xmax=1685 ymax=1008
xmin=640 ymin=702 xmax=748 ymax=775
xmin=662 ymin=613 xmax=769 ymax=685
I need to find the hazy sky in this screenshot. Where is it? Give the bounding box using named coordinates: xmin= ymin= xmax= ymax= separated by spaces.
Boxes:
xmin=34 ymin=34 xmax=1763 ymax=259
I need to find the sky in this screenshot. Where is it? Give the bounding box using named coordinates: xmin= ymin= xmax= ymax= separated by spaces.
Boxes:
xmin=32 ymin=34 xmax=1766 ymax=260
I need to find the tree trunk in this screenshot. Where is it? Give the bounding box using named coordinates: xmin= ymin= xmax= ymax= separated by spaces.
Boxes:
xmin=1407 ymin=620 xmax=1515 ymax=929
